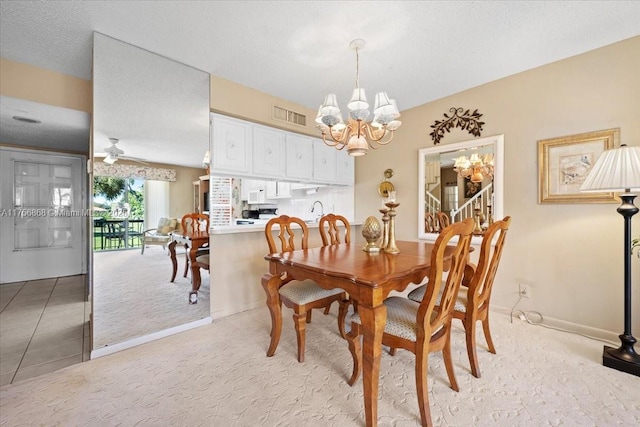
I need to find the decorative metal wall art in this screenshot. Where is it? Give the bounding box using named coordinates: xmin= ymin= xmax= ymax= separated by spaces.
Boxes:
xmin=429 ymin=107 xmax=484 ymax=145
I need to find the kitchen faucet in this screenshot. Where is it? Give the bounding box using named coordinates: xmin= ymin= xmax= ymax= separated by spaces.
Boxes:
xmin=311 ymin=200 xmax=324 ymax=221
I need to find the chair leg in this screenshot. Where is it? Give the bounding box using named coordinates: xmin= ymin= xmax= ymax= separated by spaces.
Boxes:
xmin=346 ymin=323 xmax=361 ymax=386
xmin=306 ymin=310 xmax=312 ymax=323
xmin=389 ymin=348 xmax=397 ymax=356
xmin=482 ymin=314 xmax=496 ymax=354
xmin=415 ymin=346 xmax=433 ymax=427
xmin=323 ymin=305 xmax=331 ymax=315
xmin=465 ymin=317 xmax=481 ymax=378
xmin=293 ymin=310 xmax=307 ymax=363
xmin=141 ymin=244 xmax=145 ymax=254
xmin=337 ymin=297 xmax=349 ymax=339
xmin=443 ymin=333 xmax=459 ymax=392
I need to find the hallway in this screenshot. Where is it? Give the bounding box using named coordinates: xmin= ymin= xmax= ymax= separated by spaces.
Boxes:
xmin=0 ymin=275 xmax=89 ymax=386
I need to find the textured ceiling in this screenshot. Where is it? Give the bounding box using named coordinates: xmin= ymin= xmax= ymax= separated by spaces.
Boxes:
xmin=1 ymin=1 xmax=639 ymax=166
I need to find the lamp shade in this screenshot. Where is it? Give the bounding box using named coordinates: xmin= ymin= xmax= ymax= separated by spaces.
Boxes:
xmin=580 ymin=145 xmax=640 ymax=192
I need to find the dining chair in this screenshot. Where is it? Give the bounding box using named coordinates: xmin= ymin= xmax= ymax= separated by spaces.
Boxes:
xmin=193 ymin=253 xmax=210 ymax=278
xmin=345 ymin=218 xmax=474 ymax=427
xmin=180 ymin=213 xmax=210 ymax=277
xmin=408 ymin=216 xmax=511 ymax=378
xmin=424 ymin=212 xmax=437 ymax=233
xmin=318 ymin=213 xmax=352 ymax=334
xmin=264 ymin=215 xmax=348 ymax=362
xmin=436 ymin=211 xmax=450 ymax=232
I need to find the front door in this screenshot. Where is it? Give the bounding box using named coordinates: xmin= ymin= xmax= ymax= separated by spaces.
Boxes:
xmin=0 ymin=147 xmax=86 ymax=283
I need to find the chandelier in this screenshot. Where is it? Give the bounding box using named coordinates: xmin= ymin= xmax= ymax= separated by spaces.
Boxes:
xmin=316 ymin=39 xmax=401 ymax=156
xmin=454 ymin=153 xmax=494 ymax=183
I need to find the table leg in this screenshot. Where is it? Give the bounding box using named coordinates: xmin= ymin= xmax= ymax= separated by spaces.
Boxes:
xmin=189 ymin=246 xmax=201 ymax=292
xmin=358 ymin=303 xmax=387 ymax=427
xmin=169 ymin=240 xmax=178 ymax=282
xmin=183 ymin=244 xmax=190 ymax=278
xmin=261 ymin=273 xmax=283 ymax=357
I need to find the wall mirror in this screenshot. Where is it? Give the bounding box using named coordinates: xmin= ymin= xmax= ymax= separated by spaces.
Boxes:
xmin=92 ymin=33 xmax=211 ymax=356
xmin=418 ymin=135 xmax=504 ymax=241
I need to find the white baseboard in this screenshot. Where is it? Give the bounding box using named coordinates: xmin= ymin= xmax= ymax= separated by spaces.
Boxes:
xmin=491 ymin=305 xmax=619 ymax=345
xmin=90 ymin=317 xmax=213 ymax=359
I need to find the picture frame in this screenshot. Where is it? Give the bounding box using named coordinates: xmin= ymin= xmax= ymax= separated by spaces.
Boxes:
xmin=464 ymin=177 xmax=482 ymax=198
xmin=538 ymin=128 xmax=619 ymax=204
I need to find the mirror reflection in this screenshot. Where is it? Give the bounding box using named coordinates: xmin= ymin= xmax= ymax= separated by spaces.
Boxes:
xmin=91 ymin=33 xmax=211 ymax=354
xmin=418 ymin=135 xmax=503 ymax=240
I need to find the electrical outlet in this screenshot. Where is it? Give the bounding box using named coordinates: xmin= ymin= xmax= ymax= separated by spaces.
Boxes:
xmin=519 ymin=284 xmax=531 ymax=299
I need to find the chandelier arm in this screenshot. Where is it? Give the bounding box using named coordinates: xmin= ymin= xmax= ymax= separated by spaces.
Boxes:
xmin=321 ymin=133 xmax=346 ymax=148
xmin=363 ymin=124 xmax=395 ymax=145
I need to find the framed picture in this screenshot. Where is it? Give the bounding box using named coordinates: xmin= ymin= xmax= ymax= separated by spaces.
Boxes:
xmin=538 ymin=128 xmax=619 ymax=204
xmin=464 ymin=177 xmax=482 ymax=198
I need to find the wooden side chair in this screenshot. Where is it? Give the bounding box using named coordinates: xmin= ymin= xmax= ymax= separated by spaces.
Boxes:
xmin=436 ymin=211 xmax=450 ymax=232
xmin=318 ymin=213 xmax=351 ymax=246
xmin=408 ymin=216 xmax=511 ymax=378
xmin=180 ymin=212 xmax=210 ymax=277
xmin=318 ymin=213 xmax=352 ymax=332
xmin=263 ymin=215 xmax=348 ymax=363
xmin=345 ymin=218 xmax=474 ymax=427
xmin=424 ymin=212 xmax=437 ymax=233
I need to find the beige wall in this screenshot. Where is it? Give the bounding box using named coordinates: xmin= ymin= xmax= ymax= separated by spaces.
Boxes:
xmin=355 ymin=36 xmax=640 ymax=337
xmin=211 ymin=75 xmax=318 ymax=136
xmin=0 ymin=58 xmax=92 ymax=112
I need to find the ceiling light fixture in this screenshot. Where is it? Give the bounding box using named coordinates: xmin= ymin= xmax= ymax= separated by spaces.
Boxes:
xmin=454 ymin=153 xmax=494 ymax=183
xmin=316 ymin=39 xmax=401 ymax=157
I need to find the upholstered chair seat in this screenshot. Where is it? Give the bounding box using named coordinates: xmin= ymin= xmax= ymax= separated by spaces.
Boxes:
xmin=279 ymin=280 xmax=344 ymax=306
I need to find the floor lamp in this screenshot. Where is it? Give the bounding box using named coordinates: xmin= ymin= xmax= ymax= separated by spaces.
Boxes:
xmin=581 ymin=144 xmax=640 ymax=377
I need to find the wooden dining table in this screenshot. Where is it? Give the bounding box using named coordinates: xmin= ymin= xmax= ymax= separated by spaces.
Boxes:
xmin=262 ymin=240 xmax=460 ymax=427
xmin=168 ymin=229 xmax=209 ymax=292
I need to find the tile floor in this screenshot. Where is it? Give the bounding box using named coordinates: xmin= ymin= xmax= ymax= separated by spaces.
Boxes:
xmin=0 ymin=275 xmax=90 ymax=386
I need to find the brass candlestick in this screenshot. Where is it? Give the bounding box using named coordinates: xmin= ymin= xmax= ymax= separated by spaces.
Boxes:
xmin=379 ymin=208 xmax=390 ymax=250
xmin=384 ymin=202 xmax=400 ymax=254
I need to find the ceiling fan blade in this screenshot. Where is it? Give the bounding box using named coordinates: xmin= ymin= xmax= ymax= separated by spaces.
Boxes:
xmin=121 ymin=156 xmax=150 ymax=165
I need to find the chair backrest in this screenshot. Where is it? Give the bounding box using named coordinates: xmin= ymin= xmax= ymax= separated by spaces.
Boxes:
xmin=466 ymin=216 xmax=511 ymax=313
xmin=318 ymin=214 xmax=351 ymax=246
xmin=436 ymin=211 xmax=450 ymax=232
xmin=264 ymin=215 xmax=309 ymax=254
xmin=418 ymin=218 xmax=474 ymax=336
xmin=424 ymin=212 xmax=436 ymax=233
xmin=181 ymin=213 xmax=209 ymax=233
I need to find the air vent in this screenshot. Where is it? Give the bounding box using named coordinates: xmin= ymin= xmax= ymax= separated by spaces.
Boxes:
xmin=273 ymin=106 xmax=306 ymax=126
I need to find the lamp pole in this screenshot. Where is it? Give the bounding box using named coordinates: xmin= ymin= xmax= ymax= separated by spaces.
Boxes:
xmin=603 ymin=191 xmax=640 ymax=376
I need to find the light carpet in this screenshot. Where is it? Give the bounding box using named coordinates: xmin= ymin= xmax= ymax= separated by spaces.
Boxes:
xmin=1 ymin=308 xmax=639 ymax=426
xmin=93 ymin=247 xmax=210 ymax=348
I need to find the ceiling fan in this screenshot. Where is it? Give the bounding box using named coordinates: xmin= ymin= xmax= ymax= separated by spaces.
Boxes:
xmin=95 ymin=138 xmax=149 ymax=165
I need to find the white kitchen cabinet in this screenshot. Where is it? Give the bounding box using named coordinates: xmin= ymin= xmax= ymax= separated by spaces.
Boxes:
xmin=252 ymin=124 xmax=285 ymax=179
xmin=211 ymin=114 xmax=252 ymax=175
xmin=312 ymin=139 xmax=337 ymax=184
xmin=285 ymin=133 xmax=314 ymax=181
xmin=335 ymin=150 xmax=355 ymax=185
xmin=265 ymin=181 xmax=291 ymax=199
